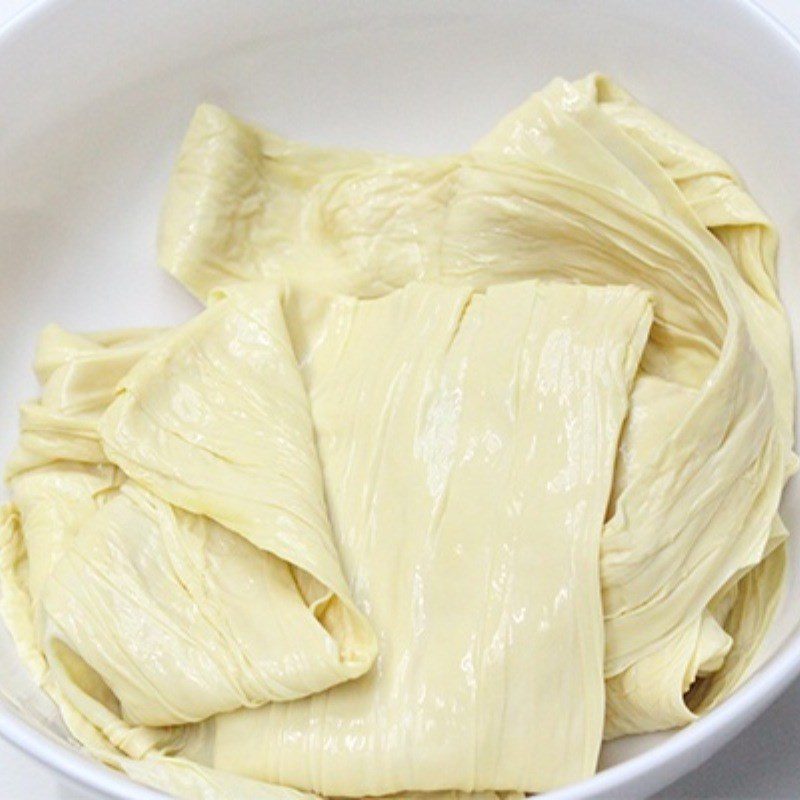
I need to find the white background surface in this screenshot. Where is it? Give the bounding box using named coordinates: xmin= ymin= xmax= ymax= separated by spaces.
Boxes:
xmin=1 ymin=1 xmax=800 ymax=798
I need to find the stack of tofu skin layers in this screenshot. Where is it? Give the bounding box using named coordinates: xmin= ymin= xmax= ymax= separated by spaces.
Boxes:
xmin=0 ymin=75 xmax=795 ymax=800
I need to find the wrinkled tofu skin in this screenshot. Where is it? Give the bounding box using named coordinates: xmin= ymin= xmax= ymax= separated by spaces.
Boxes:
xmin=98 ymin=283 xmax=376 ymax=688
xmin=3 ymin=316 xmax=377 ymax=730
xmin=6 ymin=326 xmax=163 ymax=475
xmin=160 ymin=75 xmax=796 ymax=736
xmin=0 ymin=71 xmax=795 ymax=800
xmin=43 ymin=482 xmax=370 ymax=727
xmin=1 ymin=277 xmax=652 ymax=799
xmin=186 ymin=280 xmax=651 ymax=795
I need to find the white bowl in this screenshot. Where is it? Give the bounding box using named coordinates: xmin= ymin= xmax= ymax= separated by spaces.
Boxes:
xmin=1 ymin=1 xmax=799 ymax=798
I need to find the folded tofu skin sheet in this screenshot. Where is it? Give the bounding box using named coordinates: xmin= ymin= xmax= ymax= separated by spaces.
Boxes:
xmin=0 ymin=74 xmax=794 ymax=799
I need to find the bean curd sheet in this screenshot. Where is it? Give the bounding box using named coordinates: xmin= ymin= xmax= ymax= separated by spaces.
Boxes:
xmin=0 ymin=75 xmax=795 ymax=799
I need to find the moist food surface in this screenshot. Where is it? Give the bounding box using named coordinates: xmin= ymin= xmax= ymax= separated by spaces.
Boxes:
xmin=0 ymin=75 xmax=795 ymax=799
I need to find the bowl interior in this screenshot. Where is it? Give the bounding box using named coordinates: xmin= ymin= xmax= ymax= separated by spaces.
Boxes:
xmin=0 ymin=1 xmax=799 ymax=798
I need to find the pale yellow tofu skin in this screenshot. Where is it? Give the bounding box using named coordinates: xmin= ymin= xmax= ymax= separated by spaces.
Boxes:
xmin=1 ymin=278 xmax=652 ymax=797
xmin=97 ymin=284 xmax=378 ymax=721
xmin=158 ymin=75 xmax=796 ymax=738
xmin=0 ymin=72 xmax=794 ymax=800
xmin=179 ymin=280 xmax=651 ymax=795
xmin=2 ymin=316 xmax=377 ymax=730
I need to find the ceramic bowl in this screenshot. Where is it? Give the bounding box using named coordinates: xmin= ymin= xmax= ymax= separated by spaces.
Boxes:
xmin=0 ymin=1 xmax=798 ymax=797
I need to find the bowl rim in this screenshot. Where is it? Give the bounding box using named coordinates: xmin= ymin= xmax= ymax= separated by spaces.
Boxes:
xmin=0 ymin=0 xmax=799 ymax=798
